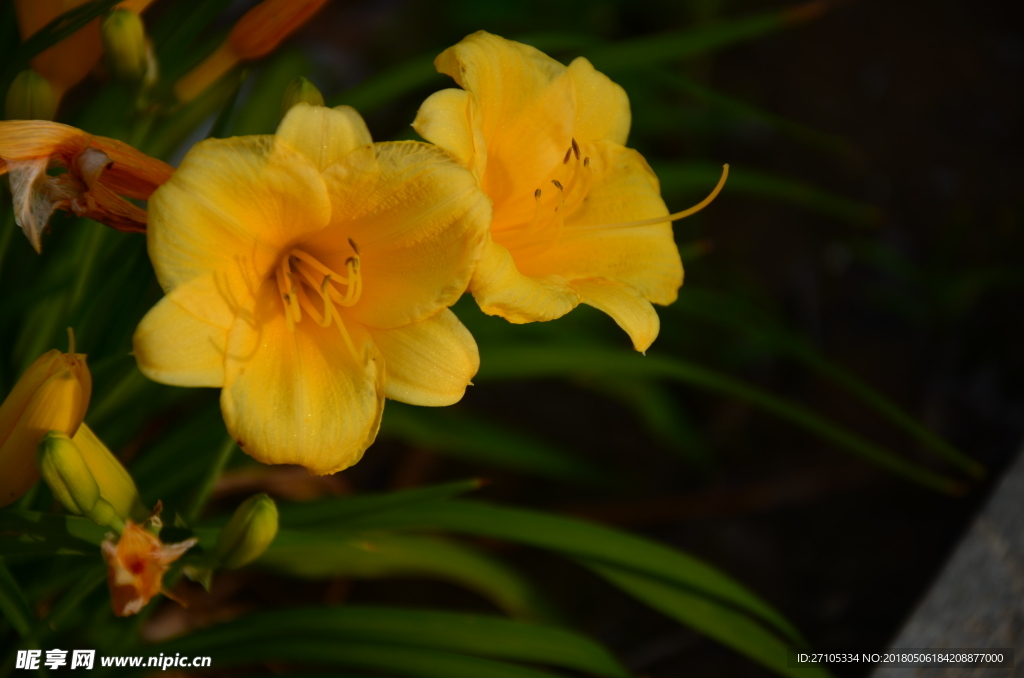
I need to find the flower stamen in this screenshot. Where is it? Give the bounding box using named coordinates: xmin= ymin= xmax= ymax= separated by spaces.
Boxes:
xmin=583 ymin=164 xmax=729 ymax=231
xmin=275 ymin=247 xmax=363 ymax=355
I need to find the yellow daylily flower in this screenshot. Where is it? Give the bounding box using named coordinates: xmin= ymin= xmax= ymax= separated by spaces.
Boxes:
xmin=0 ymin=338 xmax=91 ymax=507
xmin=0 ymin=120 xmax=173 ymax=251
xmin=133 ymin=103 xmax=489 ymax=475
xmin=413 ymin=32 xmax=727 ymax=352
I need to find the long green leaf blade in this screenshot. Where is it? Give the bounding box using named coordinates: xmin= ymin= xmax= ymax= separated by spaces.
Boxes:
xmin=136 ymin=639 xmax=567 ymax=678
xmin=155 ymin=606 xmax=628 ymax=678
xmin=333 ymin=499 xmax=805 ymax=646
xmin=475 ymin=345 xmax=963 ymax=493
xmin=590 ymin=562 xmax=831 ymax=678
xmin=260 ymin=531 xmax=551 ymax=620
xmin=654 ymin=162 xmax=881 ymax=228
xmin=0 ymin=558 xmax=34 ymax=637
xmin=380 ymin=404 xmax=607 ymax=483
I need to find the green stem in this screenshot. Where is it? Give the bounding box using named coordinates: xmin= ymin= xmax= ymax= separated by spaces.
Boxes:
xmin=184 ymin=436 xmax=235 ymax=524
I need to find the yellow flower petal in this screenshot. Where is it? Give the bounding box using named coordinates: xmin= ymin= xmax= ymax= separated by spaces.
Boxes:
xmin=133 ymin=282 xmax=228 ymax=388
xmin=368 ymin=308 xmax=478 ymax=407
xmin=469 ymin=235 xmax=580 ymax=323
xmin=276 ymin=103 xmax=373 ymax=172
xmin=309 ymin=141 xmax=490 ymax=330
xmin=220 ymin=280 xmax=385 ymax=475
xmin=574 ymin=279 xmax=660 ymax=353
xmin=433 ymin=31 xmax=575 ymax=208
xmin=412 ymin=88 xmax=483 ymax=179
xmin=519 ymin=141 xmax=682 ymax=306
xmin=566 ymin=57 xmax=630 ymax=146
xmin=147 ymin=135 xmax=331 ymax=305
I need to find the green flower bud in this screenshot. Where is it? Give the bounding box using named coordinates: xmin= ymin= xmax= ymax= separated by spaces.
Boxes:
xmin=214 ymin=493 xmax=279 ymax=569
xmin=101 ymin=10 xmax=147 ymax=82
xmin=280 ymin=77 xmax=324 ymax=119
xmin=38 ymin=431 xmax=99 ymax=517
xmin=5 ymin=70 xmax=56 ymax=121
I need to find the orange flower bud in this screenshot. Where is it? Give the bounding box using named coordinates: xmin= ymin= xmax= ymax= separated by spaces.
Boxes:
xmin=101 ymin=521 xmax=197 ymax=617
xmin=174 ymin=0 xmax=330 ymax=102
xmin=13 ymin=1 xmax=157 ymax=107
xmin=0 ymin=120 xmax=173 ymax=251
xmin=0 ymin=346 xmax=91 ymax=507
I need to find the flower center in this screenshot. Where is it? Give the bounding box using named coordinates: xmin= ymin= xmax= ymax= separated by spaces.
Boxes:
xmin=275 ymin=241 xmax=363 ymax=360
xmin=499 ymin=138 xmax=593 ymax=255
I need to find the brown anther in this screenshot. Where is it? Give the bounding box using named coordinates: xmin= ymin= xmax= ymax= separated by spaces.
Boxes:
xmin=347 ymin=237 xmax=360 ymax=255
xmin=563 ymin=147 xmax=572 ymax=164
xmin=571 ymin=138 xmax=580 ymax=159
xmin=534 ymin=188 xmax=542 ymax=199
xmin=583 ymin=157 xmax=590 ymax=168
xmin=551 ymin=179 xmax=564 ymax=191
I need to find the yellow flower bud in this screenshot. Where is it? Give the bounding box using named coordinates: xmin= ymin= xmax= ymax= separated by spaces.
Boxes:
xmin=214 ymin=493 xmax=279 ymax=569
xmin=280 ymin=76 xmax=324 ymax=119
xmin=0 ymin=347 xmax=91 ymax=507
xmin=73 ymin=423 xmax=148 ymax=523
xmin=5 ymin=69 xmax=56 ymax=120
xmin=101 ymin=10 xmax=147 ymax=82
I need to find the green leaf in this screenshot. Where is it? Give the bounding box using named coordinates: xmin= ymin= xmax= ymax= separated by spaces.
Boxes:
xmin=135 ymin=639 xmax=568 ymax=678
xmin=654 ymin=162 xmax=881 ymax=228
xmin=330 ymin=499 xmax=805 ymax=647
xmin=380 ymin=403 xmax=607 ymax=483
xmin=0 ymin=558 xmax=34 ymax=637
xmin=584 ymin=5 xmax=826 ymax=72
xmin=590 ymin=563 xmax=831 ymax=678
xmin=155 ymin=606 xmax=628 ymax=678
xmin=475 ymin=345 xmax=963 ymax=493
xmin=230 ymin=49 xmax=310 ymax=136
xmin=648 ymin=69 xmax=853 ymax=157
xmin=668 ymin=288 xmax=982 ymax=477
xmin=0 ymin=510 xmax=106 ymax=557
xmin=279 ymin=479 xmax=483 ymax=528
xmin=260 ymin=531 xmax=551 ymax=621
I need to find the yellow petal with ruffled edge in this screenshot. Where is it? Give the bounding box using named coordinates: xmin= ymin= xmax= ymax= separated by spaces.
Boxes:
xmin=412 ymin=89 xmax=482 ymax=178
xmin=518 ymin=141 xmax=682 ymax=306
xmin=146 ymin=135 xmax=331 ymax=321
xmin=306 ymin=141 xmax=490 ymax=330
xmin=220 ymin=279 xmax=384 ymax=475
xmin=275 ymin=103 xmax=372 ymax=172
xmin=469 ymin=236 xmax=580 ymax=323
xmin=368 ymin=308 xmax=478 ymax=407
xmin=574 ymin=279 xmax=660 ymax=353
xmin=133 ymin=281 xmax=228 ymax=388
xmin=433 ymin=31 xmax=575 ymax=209
xmin=566 ymin=57 xmax=631 ymax=146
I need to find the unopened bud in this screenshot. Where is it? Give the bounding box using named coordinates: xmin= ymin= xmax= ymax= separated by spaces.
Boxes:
xmin=73 ymin=424 xmax=148 ymax=523
xmin=280 ymin=76 xmax=324 ymax=119
xmin=5 ymin=70 xmax=56 ymax=120
xmin=0 ymin=344 xmax=91 ymax=507
xmin=101 ymin=10 xmax=148 ymax=82
xmin=37 ymin=431 xmax=122 ymax=530
xmin=214 ymin=493 xmax=278 ymax=569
